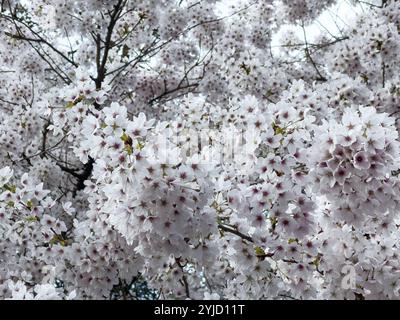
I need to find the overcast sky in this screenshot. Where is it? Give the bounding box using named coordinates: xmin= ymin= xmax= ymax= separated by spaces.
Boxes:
xmin=216 ymin=0 xmax=367 ymax=50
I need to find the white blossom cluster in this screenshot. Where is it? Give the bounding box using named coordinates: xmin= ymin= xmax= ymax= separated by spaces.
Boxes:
xmin=0 ymin=0 xmax=400 ymax=300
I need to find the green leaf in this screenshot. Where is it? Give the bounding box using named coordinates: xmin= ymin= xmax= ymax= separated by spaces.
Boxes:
xmin=239 ymin=62 xmax=251 ymax=75
xmin=25 ymin=215 xmax=39 ymax=223
xmin=3 ymin=184 xmax=16 ymax=193
xmin=136 ymin=141 xmax=145 ymax=151
xmin=272 ymin=123 xmax=286 ymax=135
xmin=255 ymin=246 xmax=265 ymax=256
xmin=26 ymin=200 xmax=34 ymax=210
xmin=65 ymin=101 xmax=75 ymax=109
xmin=269 ymin=217 xmax=277 ymax=229
xmin=312 ymin=256 xmax=320 ymax=267
xmin=49 ymin=235 xmax=68 ymax=247
xmin=124 ymin=145 xmax=133 ymax=155
xmin=121 ymin=132 xmax=130 ymax=142
xmin=65 ymin=94 xmax=85 ymax=109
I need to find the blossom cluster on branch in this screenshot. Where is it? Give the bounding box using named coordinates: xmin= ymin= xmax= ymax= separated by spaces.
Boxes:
xmin=0 ymin=0 xmax=400 ymax=300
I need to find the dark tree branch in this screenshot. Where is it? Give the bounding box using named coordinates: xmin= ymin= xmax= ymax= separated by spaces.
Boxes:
xmin=94 ymin=0 xmax=126 ymax=91
xmin=301 ymin=23 xmax=327 ymax=82
xmin=218 ymin=224 xmax=254 ymax=243
xmin=175 ymin=258 xmax=190 ymax=299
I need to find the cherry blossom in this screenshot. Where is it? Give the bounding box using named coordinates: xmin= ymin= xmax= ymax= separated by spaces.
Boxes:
xmin=0 ymin=0 xmax=400 ymax=300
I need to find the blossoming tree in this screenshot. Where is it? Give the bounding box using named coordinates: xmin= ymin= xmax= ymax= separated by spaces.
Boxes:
xmin=0 ymin=0 xmax=400 ymax=300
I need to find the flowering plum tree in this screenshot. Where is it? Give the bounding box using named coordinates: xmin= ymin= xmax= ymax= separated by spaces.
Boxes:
xmin=0 ymin=0 xmax=400 ymax=300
